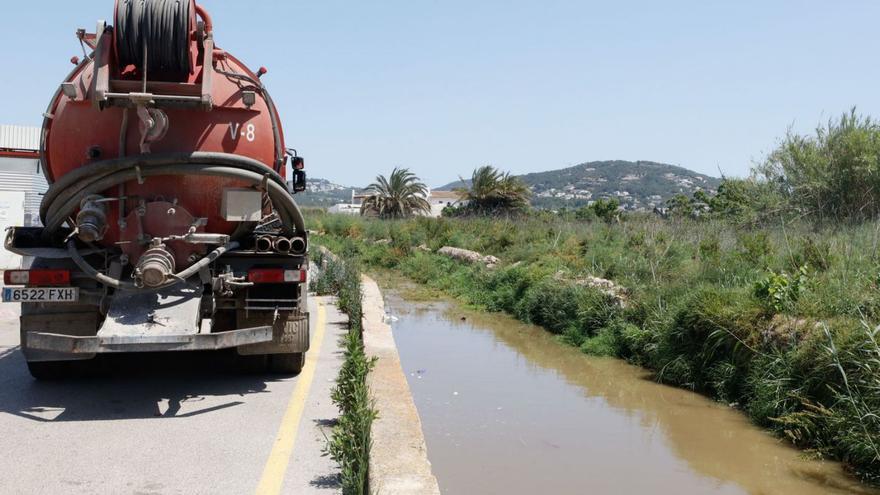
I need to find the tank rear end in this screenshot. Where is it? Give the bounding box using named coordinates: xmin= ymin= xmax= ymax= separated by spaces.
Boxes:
xmin=6 ymin=0 xmax=311 ymax=379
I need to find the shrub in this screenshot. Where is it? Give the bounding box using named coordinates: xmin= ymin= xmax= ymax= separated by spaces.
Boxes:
xmin=737 ymin=231 xmax=773 ymax=265
xmin=657 ymin=287 xmax=761 ymax=396
xmin=757 ymin=109 xmax=880 ymax=222
xmin=514 ymin=281 xmax=582 ymax=334
xmin=580 ymin=326 xmax=620 ymax=356
xmin=313 ymin=251 xmax=376 ymax=495
xmin=329 ymin=328 xmax=377 ymax=495
xmin=753 ymin=265 xmax=810 ymax=313
xmin=707 ymin=178 xmax=784 ymax=224
xmin=591 ymin=198 xmax=621 ymax=224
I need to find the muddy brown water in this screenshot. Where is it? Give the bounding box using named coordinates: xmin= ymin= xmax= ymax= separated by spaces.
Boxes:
xmin=384 ymin=290 xmax=879 ymax=495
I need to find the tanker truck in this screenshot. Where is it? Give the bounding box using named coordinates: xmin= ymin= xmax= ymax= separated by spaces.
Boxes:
xmin=4 ymin=1 xmax=311 ymax=379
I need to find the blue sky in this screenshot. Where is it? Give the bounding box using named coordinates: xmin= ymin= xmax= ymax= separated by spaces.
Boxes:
xmin=2 ymin=1 xmax=879 ymax=187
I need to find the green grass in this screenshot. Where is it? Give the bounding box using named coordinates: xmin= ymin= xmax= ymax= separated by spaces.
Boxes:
xmin=308 ymin=211 xmax=880 ymax=484
xmin=311 ymin=250 xmax=377 ymax=495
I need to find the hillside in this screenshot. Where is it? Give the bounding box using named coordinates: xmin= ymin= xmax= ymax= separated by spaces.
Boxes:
xmin=303 ymin=161 xmax=721 ymax=211
xmin=441 ymin=160 xmax=721 ymax=210
xmin=293 ymin=178 xmax=358 ymax=207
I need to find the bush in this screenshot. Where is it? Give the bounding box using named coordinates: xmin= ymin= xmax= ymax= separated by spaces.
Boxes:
xmin=312 ymin=251 xmax=376 ymax=495
xmin=757 ymin=109 xmax=880 ymax=221
xmin=591 ymin=198 xmax=620 ymax=223
xmin=753 ymin=265 xmax=809 ymax=314
xmin=514 ymin=281 xmax=582 ymax=334
xmin=329 ymin=328 xmax=377 ymax=495
xmin=706 ymin=178 xmax=784 ymax=224
xmin=656 ymin=287 xmax=761 ymax=396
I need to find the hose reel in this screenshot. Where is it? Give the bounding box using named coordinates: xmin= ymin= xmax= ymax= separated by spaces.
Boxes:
xmin=115 ymin=0 xmax=195 ymax=79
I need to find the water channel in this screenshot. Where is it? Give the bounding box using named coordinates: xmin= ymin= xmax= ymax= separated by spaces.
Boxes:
xmin=384 ymin=289 xmax=878 ymax=495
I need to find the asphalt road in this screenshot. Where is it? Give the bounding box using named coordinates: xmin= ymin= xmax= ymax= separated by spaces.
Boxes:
xmin=0 ymin=296 xmax=347 ymax=495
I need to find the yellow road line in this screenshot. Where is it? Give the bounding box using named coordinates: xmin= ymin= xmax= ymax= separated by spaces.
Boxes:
xmin=255 ymin=302 xmax=327 ymax=495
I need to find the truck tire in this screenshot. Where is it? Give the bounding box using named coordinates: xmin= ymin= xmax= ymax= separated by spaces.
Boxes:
xmin=237 ymin=354 xmax=268 ymax=374
xmin=26 ymin=360 xmax=76 ymax=380
xmin=20 ymin=257 xmax=101 ymax=374
xmin=269 ymin=353 xmax=304 ymax=375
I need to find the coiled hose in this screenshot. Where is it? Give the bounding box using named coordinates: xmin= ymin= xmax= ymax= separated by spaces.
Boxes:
xmin=43 ymin=153 xmax=305 ymax=291
xmin=40 ymin=152 xmax=304 ymax=236
xmin=116 ymin=0 xmax=194 ymax=78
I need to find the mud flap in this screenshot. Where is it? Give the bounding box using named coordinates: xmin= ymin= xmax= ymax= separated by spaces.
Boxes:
xmin=21 ymin=308 xmax=100 ymax=362
xmin=236 ymin=312 xmax=310 ymax=355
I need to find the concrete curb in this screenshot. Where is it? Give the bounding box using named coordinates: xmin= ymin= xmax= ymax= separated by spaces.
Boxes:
xmin=361 ymin=275 xmax=441 ymax=494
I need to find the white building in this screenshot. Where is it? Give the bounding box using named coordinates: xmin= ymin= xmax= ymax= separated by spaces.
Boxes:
xmin=327 ymin=203 xmax=362 ymax=215
xmin=425 ymin=190 xmax=465 ymax=218
xmin=0 ymin=125 xmax=49 ymax=269
xmin=328 ymin=189 xmax=467 ymax=218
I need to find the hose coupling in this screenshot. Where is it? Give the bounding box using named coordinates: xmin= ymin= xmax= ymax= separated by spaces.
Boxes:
xmin=135 ymin=243 xmax=176 ymax=288
xmin=75 ymin=195 xmax=108 ymax=243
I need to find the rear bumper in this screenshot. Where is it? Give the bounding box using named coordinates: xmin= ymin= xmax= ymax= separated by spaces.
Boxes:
xmin=25 ymin=326 xmax=273 ymax=354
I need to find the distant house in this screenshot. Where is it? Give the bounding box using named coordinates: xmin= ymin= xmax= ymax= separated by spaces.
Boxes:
xmin=327 ymin=189 xmax=468 ymax=218
xmin=424 ymin=190 xmax=466 ymax=218
xmin=327 ymin=203 xmax=361 ymax=215
xmin=327 ymin=189 xmax=367 ymax=216
xmin=329 ymin=188 xmax=468 ymax=218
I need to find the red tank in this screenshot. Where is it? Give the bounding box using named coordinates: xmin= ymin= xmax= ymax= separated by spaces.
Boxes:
xmin=7 ymin=1 xmax=311 ymax=380
xmin=40 ymin=1 xmax=302 ymax=276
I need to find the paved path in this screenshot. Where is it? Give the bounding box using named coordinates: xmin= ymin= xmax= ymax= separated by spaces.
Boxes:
xmin=0 ymin=297 xmax=347 ymax=495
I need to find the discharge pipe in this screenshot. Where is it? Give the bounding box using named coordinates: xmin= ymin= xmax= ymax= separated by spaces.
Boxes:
xmin=274 ymin=237 xmax=292 ymax=254
xmin=255 ymin=236 xmax=273 ymax=252
xmin=290 ymin=236 xmax=306 ymax=255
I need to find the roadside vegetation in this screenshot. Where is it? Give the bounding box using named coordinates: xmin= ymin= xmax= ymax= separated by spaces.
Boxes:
xmin=308 ymin=110 xmax=880 ymax=484
xmin=311 ymin=250 xmax=377 ymax=495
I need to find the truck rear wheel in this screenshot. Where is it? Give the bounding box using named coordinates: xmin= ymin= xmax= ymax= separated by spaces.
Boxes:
xmin=237 ymin=354 xmax=268 ymax=374
xmin=26 ymin=360 xmax=77 ymax=380
xmin=269 ymin=353 xmax=305 ymax=375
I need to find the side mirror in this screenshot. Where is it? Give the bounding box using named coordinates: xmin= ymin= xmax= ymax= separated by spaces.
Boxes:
xmin=292 ymin=170 xmax=307 ymax=193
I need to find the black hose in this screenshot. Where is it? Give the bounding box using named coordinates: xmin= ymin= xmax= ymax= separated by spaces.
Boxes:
xmin=43 ymin=161 xmax=304 ymax=237
xmin=116 ymin=0 xmax=193 ymax=78
xmin=40 ymin=152 xmax=287 ymax=222
xmin=46 ymin=165 xmax=302 ymax=235
xmin=68 ymin=239 xmax=239 ymax=292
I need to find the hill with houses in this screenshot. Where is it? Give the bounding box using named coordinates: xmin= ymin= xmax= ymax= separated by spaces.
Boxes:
xmin=439 ymin=160 xmax=721 ymax=210
xmin=299 ymin=160 xmax=721 ymax=212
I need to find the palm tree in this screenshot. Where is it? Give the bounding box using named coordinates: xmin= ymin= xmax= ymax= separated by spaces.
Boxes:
xmin=361 ymin=167 xmax=431 ymax=219
xmin=458 ymin=165 xmax=531 ymax=213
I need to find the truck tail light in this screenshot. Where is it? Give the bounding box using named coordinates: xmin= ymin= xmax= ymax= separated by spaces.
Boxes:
xmin=247 ymin=269 xmax=306 ymax=284
xmin=4 ymin=269 xmax=71 ymax=286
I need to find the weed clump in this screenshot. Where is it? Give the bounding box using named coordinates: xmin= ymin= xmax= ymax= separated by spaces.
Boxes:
xmin=312 ymin=251 xmax=376 ymax=495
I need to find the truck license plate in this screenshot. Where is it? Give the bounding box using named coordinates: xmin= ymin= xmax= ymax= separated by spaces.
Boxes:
xmin=2 ymin=287 xmax=79 ymax=303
